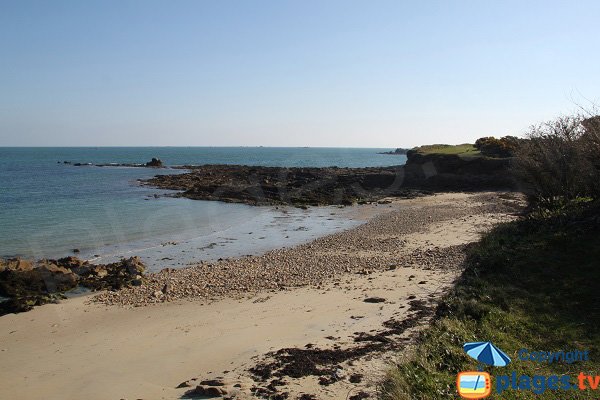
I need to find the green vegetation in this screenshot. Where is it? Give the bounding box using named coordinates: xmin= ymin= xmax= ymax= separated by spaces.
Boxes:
xmin=411 ymin=143 xmax=481 ymax=156
xmin=475 ymin=136 xmax=521 ymax=158
xmin=411 ymin=137 xmax=520 ymax=159
xmin=383 ymin=114 xmax=600 ymax=399
xmin=513 ymin=115 xmax=600 ymax=207
xmin=381 ymin=202 xmax=600 ymax=399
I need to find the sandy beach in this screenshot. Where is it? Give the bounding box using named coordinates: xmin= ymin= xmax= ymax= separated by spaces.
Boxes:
xmin=0 ymin=192 xmax=523 ymax=400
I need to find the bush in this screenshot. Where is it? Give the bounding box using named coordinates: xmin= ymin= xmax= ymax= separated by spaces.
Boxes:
xmin=581 ymin=116 xmax=600 ymax=195
xmin=474 ymin=136 xmax=520 ymax=157
xmin=511 ymin=115 xmax=600 ymax=207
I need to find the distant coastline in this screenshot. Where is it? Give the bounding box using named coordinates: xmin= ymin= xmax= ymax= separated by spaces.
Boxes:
xmin=378 ymin=147 xmax=410 ymax=155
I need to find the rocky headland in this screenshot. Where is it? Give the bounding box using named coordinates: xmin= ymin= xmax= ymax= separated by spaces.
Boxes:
xmin=143 ymin=150 xmax=514 ymax=206
xmin=144 ymin=164 xmax=427 ymax=206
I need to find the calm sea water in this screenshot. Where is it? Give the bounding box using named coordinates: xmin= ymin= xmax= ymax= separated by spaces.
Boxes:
xmin=0 ymin=147 xmax=406 ymax=265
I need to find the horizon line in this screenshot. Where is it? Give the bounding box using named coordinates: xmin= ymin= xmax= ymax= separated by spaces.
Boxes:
xmin=0 ymin=145 xmax=411 ymax=149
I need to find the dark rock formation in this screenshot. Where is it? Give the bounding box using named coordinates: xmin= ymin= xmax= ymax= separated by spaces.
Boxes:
xmin=0 ymin=256 xmax=146 ymax=315
xmin=144 ymin=165 xmax=425 ymax=206
xmin=402 ymin=150 xmax=513 ymax=190
xmin=363 ymin=297 xmax=386 ymax=303
xmin=185 ymin=384 xmax=227 ymax=397
xmin=69 ymin=158 xmax=165 ymax=168
xmin=145 ymin=157 xmax=163 ymax=167
xmin=143 ymin=154 xmax=514 ymax=206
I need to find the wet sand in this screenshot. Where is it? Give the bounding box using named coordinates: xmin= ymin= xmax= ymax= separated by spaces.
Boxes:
xmin=87 ymin=203 xmax=379 ymax=272
xmin=0 ymin=192 xmax=523 ymax=400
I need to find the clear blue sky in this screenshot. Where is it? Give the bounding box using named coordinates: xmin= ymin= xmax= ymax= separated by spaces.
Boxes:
xmin=1 ymin=0 xmax=599 ymax=147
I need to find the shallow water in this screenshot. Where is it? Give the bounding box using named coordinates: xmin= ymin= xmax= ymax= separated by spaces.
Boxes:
xmin=87 ymin=203 xmax=368 ymax=272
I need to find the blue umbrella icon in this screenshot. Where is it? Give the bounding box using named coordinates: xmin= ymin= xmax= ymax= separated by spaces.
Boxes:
xmin=463 ymin=341 xmax=511 ymax=367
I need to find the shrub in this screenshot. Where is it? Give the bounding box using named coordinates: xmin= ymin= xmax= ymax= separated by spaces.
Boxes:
xmin=474 ymin=136 xmax=520 ymax=157
xmin=581 ymin=116 xmax=600 ymax=196
xmin=511 ymin=115 xmax=600 ymax=206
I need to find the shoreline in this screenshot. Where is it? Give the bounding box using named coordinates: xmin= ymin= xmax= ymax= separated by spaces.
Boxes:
xmin=0 ymin=192 xmax=524 ymax=399
xmin=85 ymin=202 xmax=394 ymax=272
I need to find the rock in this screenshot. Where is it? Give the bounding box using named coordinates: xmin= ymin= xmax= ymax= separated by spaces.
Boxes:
xmin=334 ymin=367 xmax=345 ymax=380
xmin=363 ymin=297 xmax=386 ymax=303
xmin=199 ymin=379 xmax=225 ymax=386
xmin=131 ymin=278 xmax=143 ymax=286
xmin=1 ymin=260 xmax=79 ymax=294
xmin=70 ymin=264 xmax=92 ymax=276
xmin=72 ymin=249 xmax=80 ymax=253
xmin=8 ymin=259 xmax=34 ymax=272
xmin=152 ymin=290 xmax=164 ymax=299
xmin=1 ymin=254 xmax=149 ymax=315
xmin=36 ymin=262 xmax=79 ymax=292
xmin=162 ymin=283 xmax=170 ymax=295
xmin=56 ymin=257 xmax=92 ymax=276
xmin=145 ymin=158 xmax=163 ymax=167
xmin=0 ymin=258 xmax=79 ymax=315
xmin=91 ymin=266 xmax=108 ymax=278
xmin=56 ymin=256 xmax=86 ymax=268
xmin=123 ymin=257 xmax=145 ymax=276
xmin=318 ymin=375 xmax=337 ymax=385
xmin=176 ymin=380 xmax=193 ymax=388
xmin=349 ymin=391 xmax=370 ymax=400
xmin=185 ymin=385 xmax=227 ymax=397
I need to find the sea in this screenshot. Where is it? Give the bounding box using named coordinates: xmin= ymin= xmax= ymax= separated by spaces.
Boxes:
xmin=0 ymin=147 xmax=406 ymax=271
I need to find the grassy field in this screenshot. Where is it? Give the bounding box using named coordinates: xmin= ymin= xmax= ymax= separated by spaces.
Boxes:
xmin=411 ymin=143 xmax=481 ymax=156
xmin=381 ymin=203 xmax=600 ymax=399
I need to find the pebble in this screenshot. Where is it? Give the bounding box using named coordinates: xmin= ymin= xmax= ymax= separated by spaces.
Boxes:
xmin=94 ymin=193 xmax=520 ymax=307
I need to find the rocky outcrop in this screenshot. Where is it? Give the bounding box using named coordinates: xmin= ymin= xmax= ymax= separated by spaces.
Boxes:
xmin=0 ymin=256 xmax=146 ymax=315
xmin=143 ymin=156 xmax=514 ymax=207
xmin=70 ymin=158 xmax=165 ymax=168
xmin=145 ymin=164 xmax=427 ymax=206
xmin=185 ymin=384 xmax=228 ymax=397
xmin=145 ymin=157 xmax=163 ymax=167
xmin=402 ymin=150 xmax=514 ymax=190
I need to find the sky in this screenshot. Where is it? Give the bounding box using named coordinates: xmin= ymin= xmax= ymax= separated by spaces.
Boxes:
xmin=1 ymin=0 xmax=599 ymax=147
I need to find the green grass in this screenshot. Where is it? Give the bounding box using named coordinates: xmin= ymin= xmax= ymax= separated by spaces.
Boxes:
xmin=412 ymin=143 xmax=481 ymax=156
xmin=381 ymin=206 xmax=600 ymax=399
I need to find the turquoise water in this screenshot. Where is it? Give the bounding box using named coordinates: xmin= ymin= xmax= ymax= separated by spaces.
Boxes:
xmin=0 ymin=147 xmax=405 ymax=262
